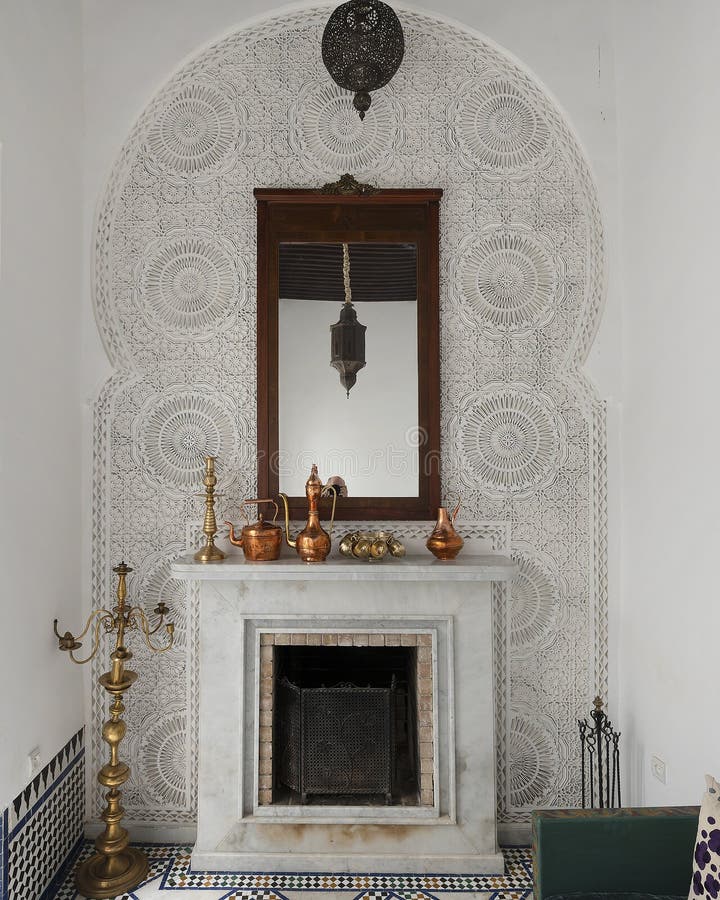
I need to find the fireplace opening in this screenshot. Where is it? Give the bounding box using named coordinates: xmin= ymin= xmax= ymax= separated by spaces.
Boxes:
xmin=272 ymin=645 xmax=421 ymax=806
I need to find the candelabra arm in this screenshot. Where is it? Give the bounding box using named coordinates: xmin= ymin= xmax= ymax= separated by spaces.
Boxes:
xmin=129 ymin=606 xmax=175 ymax=653
xmin=53 ymin=608 xmax=114 ymax=665
xmin=142 ymin=602 xmax=169 ymax=636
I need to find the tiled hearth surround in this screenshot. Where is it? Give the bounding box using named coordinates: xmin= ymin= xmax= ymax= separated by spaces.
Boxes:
xmin=258 ymin=631 xmax=435 ymax=807
xmin=0 ymin=727 xmax=84 ymax=900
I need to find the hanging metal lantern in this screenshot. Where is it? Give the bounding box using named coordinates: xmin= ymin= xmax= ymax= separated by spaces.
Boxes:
xmin=330 ymin=244 xmax=366 ymax=397
xmin=322 ymin=0 xmax=405 ymax=120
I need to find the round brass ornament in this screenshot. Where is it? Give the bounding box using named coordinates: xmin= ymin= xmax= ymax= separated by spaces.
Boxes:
xmin=352 ymin=536 xmax=372 ymax=559
xmin=369 ymin=538 xmax=388 ymax=559
xmin=339 ymin=530 xmax=405 ymax=561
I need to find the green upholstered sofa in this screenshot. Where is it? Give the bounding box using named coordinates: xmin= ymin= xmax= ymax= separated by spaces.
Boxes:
xmin=532 ymin=806 xmax=700 ymax=900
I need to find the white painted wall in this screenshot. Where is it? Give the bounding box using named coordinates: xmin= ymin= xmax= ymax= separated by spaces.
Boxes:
xmin=0 ymin=1 xmax=84 ymax=809
xmin=614 ymin=0 xmax=720 ymax=806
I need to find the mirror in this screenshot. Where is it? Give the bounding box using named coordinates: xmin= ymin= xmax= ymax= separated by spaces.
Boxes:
xmin=278 ymin=242 xmax=419 ymax=498
xmin=255 ymin=187 xmax=442 ymax=520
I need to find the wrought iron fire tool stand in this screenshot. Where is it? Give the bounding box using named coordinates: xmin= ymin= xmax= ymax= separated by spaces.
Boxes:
xmin=578 ymin=696 xmax=621 ymax=808
xmin=54 ymin=562 xmax=174 ymax=898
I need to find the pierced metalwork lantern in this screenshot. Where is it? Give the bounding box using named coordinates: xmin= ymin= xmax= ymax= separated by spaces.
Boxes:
xmin=322 ymin=0 xmax=405 ymax=120
xmin=330 ymin=244 xmax=366 ymax=397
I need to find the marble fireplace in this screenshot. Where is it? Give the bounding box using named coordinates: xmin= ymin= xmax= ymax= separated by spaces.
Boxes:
xmin=172 ymin=545 xmax=516 ymax=874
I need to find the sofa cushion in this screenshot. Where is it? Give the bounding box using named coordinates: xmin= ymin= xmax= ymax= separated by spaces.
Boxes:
xmin=689 ymin=775 xmax=720 ymax=900
xmin=533 ymin=807 xmax=699 ymax=900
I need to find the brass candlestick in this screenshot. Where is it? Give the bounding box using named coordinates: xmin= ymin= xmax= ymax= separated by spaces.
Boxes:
xmin=194 ymin=455 xmax=225 ymax=562
xmin=54 ymin=562 xmax=174 ymax=899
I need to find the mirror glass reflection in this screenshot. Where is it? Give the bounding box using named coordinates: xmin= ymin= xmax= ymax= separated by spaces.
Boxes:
xmin=278 ymin=242 xmax=419 ymax=497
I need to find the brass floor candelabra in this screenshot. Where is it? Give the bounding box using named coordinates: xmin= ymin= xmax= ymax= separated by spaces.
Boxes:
xmin=54 ymin=562 xmax=174 ymax=898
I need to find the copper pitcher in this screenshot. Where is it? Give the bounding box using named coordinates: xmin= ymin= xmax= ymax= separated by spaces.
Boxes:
xmin=224 ymin=499 xmax=282 ymax=561
xmin=279 ymin=465 xmax=339 ymax=563
xmin=426 ymin=499 xmax=464 ymax=560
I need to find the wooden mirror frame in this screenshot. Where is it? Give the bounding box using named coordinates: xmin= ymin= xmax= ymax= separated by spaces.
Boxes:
xmin=255 ymin=185 xmax=442 ymax=521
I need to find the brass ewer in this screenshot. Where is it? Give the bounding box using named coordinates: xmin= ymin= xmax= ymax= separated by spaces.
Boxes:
xmin=279 ymin=464 xmax=340 ymax=562
xmin=53 ymin=562 xmax=174 ymax=898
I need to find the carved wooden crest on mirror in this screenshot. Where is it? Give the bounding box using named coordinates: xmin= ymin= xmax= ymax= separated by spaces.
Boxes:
xmin=255 ymin=178 xmax=442 ymax=520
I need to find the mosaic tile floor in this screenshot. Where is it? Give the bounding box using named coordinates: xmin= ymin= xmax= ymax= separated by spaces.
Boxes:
xmin=55 ymin=844 xmax=532 ymax=899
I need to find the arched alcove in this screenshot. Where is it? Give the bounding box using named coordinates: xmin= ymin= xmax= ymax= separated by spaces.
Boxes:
xmin=91 ymin=4 xmax=606 ymax=828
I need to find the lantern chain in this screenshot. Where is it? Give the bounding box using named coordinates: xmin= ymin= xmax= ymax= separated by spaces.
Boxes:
xmin=342 ymin=242 xmax=352 ymax=305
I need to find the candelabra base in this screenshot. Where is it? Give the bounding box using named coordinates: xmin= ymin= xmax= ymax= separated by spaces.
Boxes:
xmin=194 ymin=541 xmax=225 ymax=563
xmin=75 ymin=846 xmax=148 ymax=899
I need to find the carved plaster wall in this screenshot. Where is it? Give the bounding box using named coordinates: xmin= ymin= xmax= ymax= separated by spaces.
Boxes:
xmin=91 ymin=6 xmax=607 ymax=827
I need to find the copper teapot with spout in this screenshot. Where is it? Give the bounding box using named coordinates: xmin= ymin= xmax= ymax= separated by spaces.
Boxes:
xmin=224 ymin=499 xmax=282 ymax=561
xmin=278 ymin=465 xmax=341 ymax=563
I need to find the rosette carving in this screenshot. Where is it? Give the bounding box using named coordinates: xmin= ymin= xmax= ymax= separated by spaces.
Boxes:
xmin=143 ymin=81 xmax=247 ymax=177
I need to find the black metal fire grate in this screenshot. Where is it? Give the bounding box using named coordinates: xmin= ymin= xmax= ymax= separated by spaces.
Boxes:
xmin=277 ymin=675 xmax=395 ymax=803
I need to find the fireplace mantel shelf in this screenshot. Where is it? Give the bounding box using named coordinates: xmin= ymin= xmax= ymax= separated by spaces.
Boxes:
xmin=171 ymin=552 xmax=516 ymax=582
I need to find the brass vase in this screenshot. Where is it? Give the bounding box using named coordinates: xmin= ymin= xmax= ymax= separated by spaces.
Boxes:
xmin=426 ymin=500 xmax=464 ymax=560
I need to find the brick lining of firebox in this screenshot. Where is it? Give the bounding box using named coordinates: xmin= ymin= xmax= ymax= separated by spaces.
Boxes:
xmin=258 ymin=631 xmax=435 ymax=807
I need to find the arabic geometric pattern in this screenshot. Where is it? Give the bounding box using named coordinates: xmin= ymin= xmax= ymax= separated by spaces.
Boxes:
xmin=454 ymin=385 xmax=566 ymax=498
xmin=143 ymin=79 xmax=248 ymax=178
xmin=454 ymin=227 xmax=560 ymax=334
xmin=510 ymin=549 xmax=563 ymax=654
xmin=509 ymin=709 xmax=559 ymax=809
xmin=290 ymin=80 xmax=402 ymax=177
xmin=133 ymin=229 xmax=245 ymax=338
xmin=448 ymin=77 xmax=553 ymax=171
xmin=132 ymin=387 xmax=244 ymax=494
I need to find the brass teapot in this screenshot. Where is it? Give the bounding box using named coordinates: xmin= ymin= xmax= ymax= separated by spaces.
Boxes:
xmin=279 ymin=465 xmax=341 ymax=563
xmin=224 ymin=499 xmax=282 ymax=561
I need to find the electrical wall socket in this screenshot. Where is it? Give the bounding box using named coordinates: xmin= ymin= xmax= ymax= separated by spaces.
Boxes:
xmin=651 ymin=754 xmax=667 ymax=784
xmin=28 ymin=746 xmax=41 ymax=778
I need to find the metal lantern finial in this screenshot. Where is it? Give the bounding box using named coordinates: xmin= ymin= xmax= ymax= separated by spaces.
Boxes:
xmin=322 ymin=0 xmax=405 ymax=120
